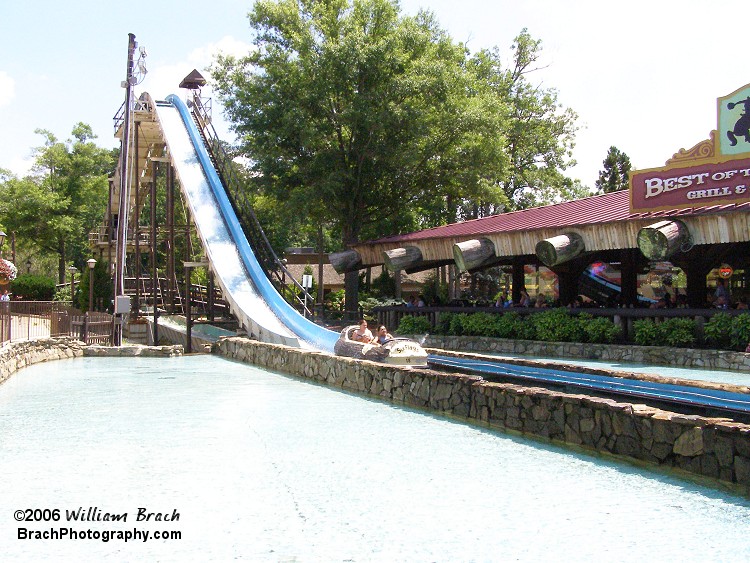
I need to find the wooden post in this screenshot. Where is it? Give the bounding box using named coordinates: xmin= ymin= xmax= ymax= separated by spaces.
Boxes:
xmin=511 ymin=257 xmax=526 ymax=304
xmin=317 ymin=225 xmax=324 ymax=305
xmin=184 ymin=265 xmax=191 ymax=354
xmin=151 ymin=161 xmax=159 ymax=345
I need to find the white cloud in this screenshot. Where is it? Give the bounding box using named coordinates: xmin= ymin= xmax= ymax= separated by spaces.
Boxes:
xmin=139 ymin=35 xmax=252 ymax=102
xmin=0 ymin=71 xmax=15 ymax=108
xmin=135 ymin=37 xmax=252 ymax=143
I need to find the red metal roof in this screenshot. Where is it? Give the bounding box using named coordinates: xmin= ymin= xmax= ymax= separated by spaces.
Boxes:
xmin=369 ymin=190 xmax=750 ymax=244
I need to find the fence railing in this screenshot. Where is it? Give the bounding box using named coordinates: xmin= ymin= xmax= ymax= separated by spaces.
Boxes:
xmin=0 ymin=302 xmax=113 ymax=345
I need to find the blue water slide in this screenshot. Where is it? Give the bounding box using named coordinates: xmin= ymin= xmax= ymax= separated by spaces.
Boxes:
xmin=157 ymin=94 xmax=338 ymax=353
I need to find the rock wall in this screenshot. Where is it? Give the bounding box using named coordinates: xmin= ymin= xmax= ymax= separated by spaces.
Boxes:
xmin=214 ymin=336 xmax=750 ymax=494
xmin=0 ymin=338 xmax=183 ymax=386
xmin=421 ymin=335 xmax=750 ymax=372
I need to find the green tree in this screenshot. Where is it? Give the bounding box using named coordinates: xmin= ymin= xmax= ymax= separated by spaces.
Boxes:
xmin=211 ymin=0 xmax=509 ymax=314
xmin=0 ymin=124 xmax=115 ymax=282
xmin=595 ymin=146 xmax=632 ymax=194
xmin=466 ymin=30 xmax=582 ymax=214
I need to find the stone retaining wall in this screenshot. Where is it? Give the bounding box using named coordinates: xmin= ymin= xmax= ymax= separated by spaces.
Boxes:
xmin=0 ymin=338 xmax=183 ymax=386
xmin=213 ymin=336 xmax=750 ymax=494
xmin=421 ymin=335 xmax=750 ymax=372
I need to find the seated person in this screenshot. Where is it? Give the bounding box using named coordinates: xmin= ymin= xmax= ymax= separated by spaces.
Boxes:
xmin=374 ymin=325 xmax=394 ymax=345
xmin=351 ymin=319 xmax=374 ymax=343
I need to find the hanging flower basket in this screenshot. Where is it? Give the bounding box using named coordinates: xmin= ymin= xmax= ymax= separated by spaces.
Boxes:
xmin=0 ymin=259 xmax=18 ymax=283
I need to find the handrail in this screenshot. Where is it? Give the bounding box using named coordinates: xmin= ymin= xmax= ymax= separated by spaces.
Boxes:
xmin=186 ymin=92 xmax=314 ymax=317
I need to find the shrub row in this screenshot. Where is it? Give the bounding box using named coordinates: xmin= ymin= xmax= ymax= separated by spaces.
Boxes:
xmin=396 ymin=309 xmax=750 ymax=351
xmin=398 ymin=309 xmax=621 ymax=344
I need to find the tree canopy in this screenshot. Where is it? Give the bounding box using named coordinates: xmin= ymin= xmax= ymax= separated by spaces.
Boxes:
xmin=0 ymin=124 xmax=115 ymax=282
xmin=210 ymin=0 xmax=582 ymax=310
xmin=212 ymin=0 xmax=511 ymax=247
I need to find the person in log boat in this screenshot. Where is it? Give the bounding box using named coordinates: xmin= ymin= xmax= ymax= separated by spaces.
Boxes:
xmin=352 ymin=319 xmax=374 ymax=343
xmin=374 ymin=325 xmax=394 ymax=345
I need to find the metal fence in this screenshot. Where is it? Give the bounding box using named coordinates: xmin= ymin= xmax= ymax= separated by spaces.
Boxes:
xmin=0 ymin=301 xmax=113 ymax=345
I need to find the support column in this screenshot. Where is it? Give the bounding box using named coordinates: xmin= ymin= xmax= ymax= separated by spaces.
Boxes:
xmin=685 ymin=263 xmax=711 ymax=308
xmin=151 ymin=161 xmax=159 ymax=345
xmin=167 ymin=163 xmax=176 ymax=312
xmin=620 ymin=249 xmax=640 ymax=308
xmin=511 ymin=257 xmax=526 ymax=304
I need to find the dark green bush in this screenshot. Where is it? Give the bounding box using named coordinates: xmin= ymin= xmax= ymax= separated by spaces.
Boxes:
xmin=634 ymin=318 xmax=696 ymax=347
xmin=530 ymin=308 xmax=584 ymax=342
xmin=660 ymin=318 xmax=697 ymax=347
xmin=581 ymin=314 xmax=622 ymax=344
xmin=704 ymin=312 xmax=732 ymax=349
xmin=396 ymin=314 xmax=432 ymax=335
xmin=494 ymin=311 xmax=524 ymax=339
xmin=461 ymin=312 xmax=495 ymax=336
xmin=10 ymin=275 xmax=56 ymax=300
xmin=449 ymin=313 xmax=468 ymax=336
xmin=434 ymin=312 xmax=454 ymax=335
xmin=633 ymin=319 xmax=660 ymax=346
xmin=731 ymin=313 xmax=750 ymax=350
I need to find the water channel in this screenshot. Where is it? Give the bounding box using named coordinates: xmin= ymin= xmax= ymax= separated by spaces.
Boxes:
xmin=1 ymin=354 xmax=749 ymax=561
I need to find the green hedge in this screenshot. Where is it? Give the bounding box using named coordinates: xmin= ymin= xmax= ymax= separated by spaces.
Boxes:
xmin=396 ymin=314 xmax=432 ymax=335
xmin=703 ymin=312 xmax=750 ymax=351
xmin=395 ymin=309 xmax=750 ymax=350
xmin=9 ymin=275 xmax=56 ymax=301
xmin=402 ymin=308 xmax=621 ymax=344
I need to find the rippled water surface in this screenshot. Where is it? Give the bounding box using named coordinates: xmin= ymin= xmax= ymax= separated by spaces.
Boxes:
xmin=1 ymin=355 xmax=749 ymax=562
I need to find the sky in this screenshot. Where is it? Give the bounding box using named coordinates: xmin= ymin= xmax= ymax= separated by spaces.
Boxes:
xmin=1 ymin=0 xmax=748 ymax=188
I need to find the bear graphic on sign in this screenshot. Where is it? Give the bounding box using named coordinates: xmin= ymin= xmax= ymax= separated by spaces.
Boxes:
xmin=726 ymin=96 xmax=750 ymax=147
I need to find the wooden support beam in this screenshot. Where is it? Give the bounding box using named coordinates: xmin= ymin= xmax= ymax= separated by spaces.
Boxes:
xmin=535 ymin=232 xmax=585 ymax=267
xmin=453 ymin=238 xmax=496 ymax=272
xmin=383 ymin=246 xmax=423 ymax=272
xmin=329 ymin=249 xmax=362 ymax=274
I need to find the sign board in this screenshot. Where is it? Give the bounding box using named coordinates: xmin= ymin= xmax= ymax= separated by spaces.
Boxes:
xmin=719 ymin=265 xmax=733 ymax=279
xmin=301 ymin=274 xmax=313 ymax=289
xmin=630 ymin=158 xmax=750 ymax=212
xmin=629 ymin=82 xmax=750 ymax=213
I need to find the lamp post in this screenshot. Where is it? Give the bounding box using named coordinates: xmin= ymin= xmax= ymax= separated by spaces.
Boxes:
xmin=25 ymin=258 xmax=31 ymax=274
xmin=0 ymin=230 xmax=5 ymax=257
xmin=87 ymin=259 xmax=96 ymax=312
xmin=68 ymin=265 xmax=78 ymax=306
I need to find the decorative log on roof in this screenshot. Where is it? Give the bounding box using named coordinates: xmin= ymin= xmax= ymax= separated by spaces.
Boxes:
xmin=453 ymin=238 xmax=496 ymax=272
xmin=345 ymin=188 xmax=750 ymax=273
xmin=637 ymin=220 xmax=693 ymax=261
xmin=329 ymin=249 xmax=362 ymax=274
xmin=383 ymin=246 xmax=423 ymax=272
xmin=535 ymin=232 xmax=585 ymax=267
